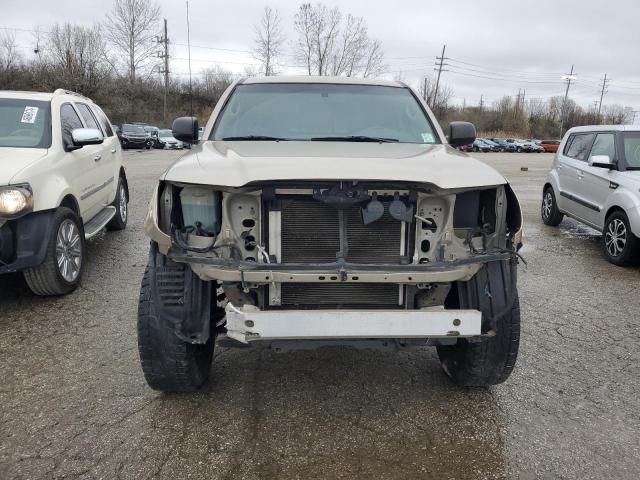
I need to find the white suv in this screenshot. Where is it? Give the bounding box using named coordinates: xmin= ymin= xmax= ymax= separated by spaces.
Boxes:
xmin=0 ymin=89 xmax=129 ymax=295
xmin=542 ymin=125 xmax=640 ymax=265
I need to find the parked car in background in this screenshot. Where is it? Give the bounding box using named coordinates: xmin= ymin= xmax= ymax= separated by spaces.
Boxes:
xmin=157 ymin=129 xmax=183 ymax=149
xmin=540 ymin=140 xmax=560 ymax=153
xmin=119 ymin=123 xmax=151 ymax=149
xmin=542 ymin=125 xmax=640 ymax=265
xmin=458 ymin=143 xmax=473 ymax=152
xmin=0 ymin=89 xmax=128 ymax=295
xmin=485 ymin=137 xmax=517 ymax=152
xmin=479 ymin=138 xmax=502 ymax=152
xmin=472 ymin=138 xmax=491 ymax=152
xmin=529 ymin=142 xmax=545 ymax=153
xmin=144 ymin=125 xmax=163 ymax=149
xmin=506 ymin=138 xmax=534 ymax=153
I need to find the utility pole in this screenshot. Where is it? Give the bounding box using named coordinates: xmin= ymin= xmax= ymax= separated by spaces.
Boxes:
xmin=423 ymin=77 xmax=428 ymax=102
xmin=559 ymin=65 xmax=576 ymax=139
xmin=515 ymin=88 xmax=521 ymax=114
xmin=597 ymin=73 xmax=609 ymax=123
xmin=432 ymin=44 xmax=448 ymax=114
xmin=479 ymin=95 xmax=484 ymax=112
xmin=157 ymin=19 xmax=170 ymax=126
xmin=462 ymin=98 xmax=466 ymax=112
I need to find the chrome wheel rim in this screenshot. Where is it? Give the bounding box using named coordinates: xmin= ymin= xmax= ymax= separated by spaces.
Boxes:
xmin=542 ymin=192 xmax=553 ymax=219
xmin=119 ymin=184 xmax=127 ymax=222
xmin=56 ymin=219 xmax=82 ymax=282
xmin=605 ymin=218 xmax=627 ymax=257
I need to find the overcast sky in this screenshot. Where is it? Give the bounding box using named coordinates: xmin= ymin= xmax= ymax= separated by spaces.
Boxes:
xmin=2 ymin=0 xmax=639 ymax=116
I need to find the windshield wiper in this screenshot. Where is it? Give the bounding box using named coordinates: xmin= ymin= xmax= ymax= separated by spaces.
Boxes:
xmin=222 ymin=135 xmax=289 ymax=141
xmin=311 ymin=135 xmax=399 ymax=143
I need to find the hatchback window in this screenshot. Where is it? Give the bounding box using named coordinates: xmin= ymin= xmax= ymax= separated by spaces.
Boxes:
xmin=565 ymin=133 xmax=595 ymax=161
xmin=589 ymin=133 xmax=615 ymax=160
xmin=60 ymin=103 xmax=84 ymax=150
xmin=75 ymin=103 xmax=101 ymax=133
xmin=0 ymin=98 xmax=52 ymax=148
xmin=213 ymin=83 xmax=438 ymax=144
xmin=622 ymin=132 xmax=640 ymax=169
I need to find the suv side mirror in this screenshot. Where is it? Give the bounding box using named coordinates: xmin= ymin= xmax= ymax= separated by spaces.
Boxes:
xmin=448 ymin=121 xmax=476 ymax=148
xmin=589 ymin=155 xmax=613 ymax=169
xmin=172 ymin=117 xmax=199 ymax=145
xmin=71 ymin=128 xmax=104 ymax=148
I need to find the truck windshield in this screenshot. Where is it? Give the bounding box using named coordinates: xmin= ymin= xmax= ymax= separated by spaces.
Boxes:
xmin=0 ymin=98 xmax=52 ymax=148
xmin=622 ymin=132 xmax=640 ymax=169
xmin=212 ymin=83 xmax=439 ymax=144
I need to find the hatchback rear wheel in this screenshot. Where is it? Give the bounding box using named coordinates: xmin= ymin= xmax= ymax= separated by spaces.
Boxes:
xmin=603 ymin=211 xmax=639 ymax=266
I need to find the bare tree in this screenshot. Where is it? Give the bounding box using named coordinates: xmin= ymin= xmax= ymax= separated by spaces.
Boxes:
xmin=253 ymin=6 xmax=285 ymax=76
xmin=330 ymin=14 xmax=366 ymax=76
xmin=294 ymin=3 xmax=341 ymax=76
xmin=38 ymin=23 xmax=108 ymax=94
xmin=361 ymin=39 xmax=385 ymax=78
xmin=293 ymin=3 xmax=315 ymax=75
xmin=106 ymin=0 xmax=161 ymax=83
xmin=294 ymin=3 xmax=384 ymax=78
xmin=0 ymin=32 xmax=21 ymax=71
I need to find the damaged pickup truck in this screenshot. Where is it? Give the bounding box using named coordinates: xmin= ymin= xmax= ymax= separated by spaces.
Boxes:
xmin=138 ymin=77 xmax=523 ymax=392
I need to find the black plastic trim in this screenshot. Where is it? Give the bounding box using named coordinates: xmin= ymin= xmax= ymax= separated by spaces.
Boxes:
xmin=0 ymin=210 xmax=54 ymax=274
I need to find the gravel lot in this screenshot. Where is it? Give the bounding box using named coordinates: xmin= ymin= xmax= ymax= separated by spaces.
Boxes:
xmin=1 ymin=150 xmax=638 ymax=479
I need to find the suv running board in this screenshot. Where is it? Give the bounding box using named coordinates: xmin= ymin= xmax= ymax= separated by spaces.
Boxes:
xmin=84 ymin=206 xmax=116 ymax=239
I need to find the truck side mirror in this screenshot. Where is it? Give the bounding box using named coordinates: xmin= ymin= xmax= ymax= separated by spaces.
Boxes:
xmin=448 ymin=121 xmax=476 ymax=148
xmin=172 ymin=117 xmax=199 ymax=145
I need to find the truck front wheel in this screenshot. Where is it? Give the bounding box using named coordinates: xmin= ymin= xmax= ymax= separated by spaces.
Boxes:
xmin=437 ymin=261 xmax=520 ymax=387
xmin=137 ymin=254 xmax=214 ymax=392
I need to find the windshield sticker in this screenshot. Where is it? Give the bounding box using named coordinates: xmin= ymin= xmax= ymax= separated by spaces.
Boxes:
xmin=421 ymin=132 xmax=435 ymax=143
xmin=21 ymin=106 xmax=39 ymax=124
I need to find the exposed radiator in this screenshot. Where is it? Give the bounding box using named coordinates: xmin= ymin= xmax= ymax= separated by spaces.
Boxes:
xmin=279 ymin=198 xmax=404 ymax=264
xmin=280 ymin=283 xmax=401 ymax=308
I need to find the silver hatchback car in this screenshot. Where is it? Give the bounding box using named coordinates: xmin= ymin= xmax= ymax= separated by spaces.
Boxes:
xmin=542 ymin=125 xmax=640 ymax=265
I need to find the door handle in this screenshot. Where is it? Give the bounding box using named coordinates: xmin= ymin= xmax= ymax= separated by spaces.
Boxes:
xmin=111 ymin=148 xmax=116 ymax=154
xmin=577 ymin=171 xmax=584 ymax=179
xmin=93 ymin=154 xmax=102 ymax=162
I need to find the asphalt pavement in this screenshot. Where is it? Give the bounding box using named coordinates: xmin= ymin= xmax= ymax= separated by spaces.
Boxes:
xmin=1 ymin=150 xmax=638 ymax=479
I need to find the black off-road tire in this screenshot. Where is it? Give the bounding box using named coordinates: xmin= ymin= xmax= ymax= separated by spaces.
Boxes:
xmin=541 ymin=186 xmax=564 ymax=226
xmin=437 ymin=261 xmax=520 ymax=387
xmin=24 ymin=207 xmax=85 ymax=296
xmin=602 ymin=211 xmax=639 ymax=266
xmin=137 ymin=258 xmax=214 ymax=392
xmin=106 ymin=176 xmax=128 ymax=231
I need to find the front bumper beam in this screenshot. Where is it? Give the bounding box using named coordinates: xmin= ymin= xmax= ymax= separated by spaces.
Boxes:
xmin=225 ymin=303 xmax=482 ymax=343
xmin=170 ymin=251 xmax=512 ymax=284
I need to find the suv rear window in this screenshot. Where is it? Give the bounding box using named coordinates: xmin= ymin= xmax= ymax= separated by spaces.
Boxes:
xmin=564 ymin=133 xmax=595 ymax=161
xmin=0 ymin=98 xmax=52 ymax=148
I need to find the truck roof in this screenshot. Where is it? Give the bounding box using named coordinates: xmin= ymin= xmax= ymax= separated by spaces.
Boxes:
xmin=241 ymin=75 xmax=404 ymax=88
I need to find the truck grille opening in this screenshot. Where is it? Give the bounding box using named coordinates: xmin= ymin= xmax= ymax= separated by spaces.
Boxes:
xmin=280 ymin=283 xmax=401 ymax=309
xmin=279 ymin=198 xmax=405 ymax=264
